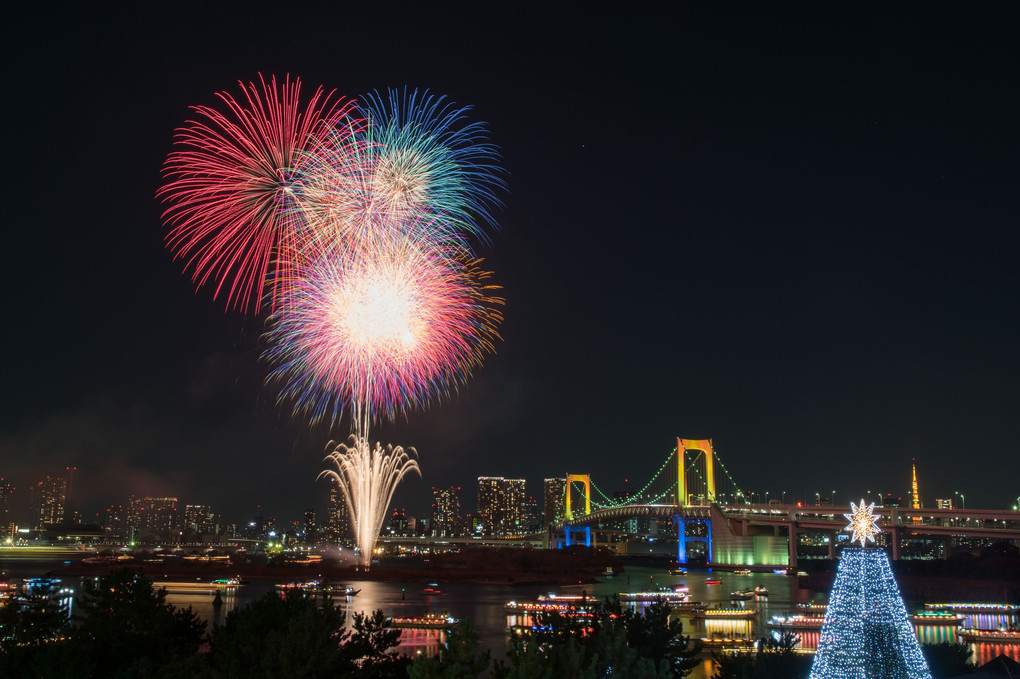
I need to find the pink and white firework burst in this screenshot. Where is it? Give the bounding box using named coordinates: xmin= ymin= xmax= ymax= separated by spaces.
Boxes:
xmin=264 ymin=237 xmax=502 ymax=433
xmin=158 ymin=74 xmax=360 ymax=314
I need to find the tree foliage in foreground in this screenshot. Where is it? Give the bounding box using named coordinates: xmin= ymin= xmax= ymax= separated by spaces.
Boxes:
xmin=0 ymin=569 xmax=408 ymax=679
xmin=409 ymin=595 xmax=701 ymax=679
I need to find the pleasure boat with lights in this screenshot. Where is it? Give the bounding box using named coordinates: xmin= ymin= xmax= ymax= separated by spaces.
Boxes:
xmin=957 ymin=627 xmax=1020 ymax=644
xmin=909 ymin=611 xmax=965 ymax=626
xmin=155 ymin=577 xmax=243 ymax=595
xmin=386 ymin=613 xmax=458 ymax=630
xmin=693 ymin=606 xmax=760 ymax=620
xmin=924 ymin=602 xmax=1020 ymax=614
xmin=767 ymin=614 xmax=825 ymax=631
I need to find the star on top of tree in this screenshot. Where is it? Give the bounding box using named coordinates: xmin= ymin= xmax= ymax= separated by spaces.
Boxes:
xmin=844 ymin=498 xmax=882 ymax=547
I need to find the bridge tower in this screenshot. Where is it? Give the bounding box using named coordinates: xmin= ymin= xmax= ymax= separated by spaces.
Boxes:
xmin=677 ymin=438 xmax=716 ymax=506
xmin=563 ymin=474 xmax=591 ymax=520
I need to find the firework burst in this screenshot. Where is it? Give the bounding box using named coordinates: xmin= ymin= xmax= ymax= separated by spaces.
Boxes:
xmin=158 ymin=74 xmax=358 ymax=314
xmin=264 ymin=237 xmax=503 ymax=435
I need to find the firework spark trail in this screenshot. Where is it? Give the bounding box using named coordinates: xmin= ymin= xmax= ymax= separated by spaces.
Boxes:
xmin=158 ymin=74 xmax=359 ymax=314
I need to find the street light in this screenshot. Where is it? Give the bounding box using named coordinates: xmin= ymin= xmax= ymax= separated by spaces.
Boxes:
xmin=954 ymin=491 xmax=966 ymax=509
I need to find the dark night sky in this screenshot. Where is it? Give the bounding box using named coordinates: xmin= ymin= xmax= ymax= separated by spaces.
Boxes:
xmin=4 ymin=4 xmax=1019 ymax=526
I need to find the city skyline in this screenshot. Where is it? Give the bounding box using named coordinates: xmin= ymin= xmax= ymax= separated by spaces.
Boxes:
xmin=4 ymin=5 xmax=1019 ymax=522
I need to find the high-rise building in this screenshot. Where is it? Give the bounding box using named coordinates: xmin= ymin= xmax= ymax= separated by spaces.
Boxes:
xmin=33 ymin=475 xmax=68 ymax=528
xmin=543 ymin=478 xmax=566 ymax=528
xmin=0 ymin=479 xmax=14 ymax=541
xmin=105 ymin=504 xmax=125 ymax=538
xmin=303 ymin=509 xmax=317 ymax=545
xmin=477 ymin=476 xmax=526 ymax=536
xmin=324 ymin=479 xmax=351 ymax=546
xmin=127 ymin=496 xmax=179 ymax=542
xmin=523 ymin=496 xmax=539 ymax=533
xmin=387 ymin=507 xmax=408 ymax=536
xmin=184 ymin=504 xmax=216 ymax=533
xmin=430 ymin=486 xmax=463 ymax=537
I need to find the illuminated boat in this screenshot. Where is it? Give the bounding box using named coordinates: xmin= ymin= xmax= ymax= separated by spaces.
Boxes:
xmin=754 ymin=586 xmax=769 ymax=596
xmin=733 ymin=569 xmax=751 ymax=575
xmin=158 ymin=577 xmax=243 ymax=595
xmin=795 ymin=602 xmax=827 ymax=614
xmin=924 ymin=602 xmax=1020 ymax=614
xmin=958 ymin=627 xmax=1020 ymax=644
xmin=699 ymin=636 xmax=757 ymax=649
xmin=705 ymin=578 xmax=722 ymax=585
xmin=668 ymin=566 xmax=688 ymax=575
xmin=423 ymin=583 xmax=442 ymax=595
xmin=767 ymin=614 xmax=825 ymax=631
xmin=619 ymin=586 xmax=689 ymax=602
xmin=909 ymin=612 xmax=964 ymax=626
xmin=387 ymin=613 xmax=458 ymax=630
xmin=693 ymin=607 xmax=760 ymax=620
xmin=505 ymin=599 xmax=597 ymax=614
xmin=730 ymin=589 xmax=755 ymax=601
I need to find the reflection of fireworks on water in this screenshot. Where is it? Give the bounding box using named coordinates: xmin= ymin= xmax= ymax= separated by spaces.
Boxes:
xmin=319 ymin=437 xmax=420 ymax=568
xmin=158 ymin=74 xmax=357 ymax=314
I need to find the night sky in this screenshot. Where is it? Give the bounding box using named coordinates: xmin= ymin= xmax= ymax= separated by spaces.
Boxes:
xmin=5 ymin=5 xmax=1019 ymax=526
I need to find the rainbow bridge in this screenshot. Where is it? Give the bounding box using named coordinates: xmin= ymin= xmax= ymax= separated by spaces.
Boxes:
xmin=557 ymin=438 xmax=1020 ymax=567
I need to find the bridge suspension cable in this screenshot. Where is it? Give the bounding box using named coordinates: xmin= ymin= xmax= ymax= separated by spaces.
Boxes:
xmin=564 ymin=439 xmax=749 ymax=517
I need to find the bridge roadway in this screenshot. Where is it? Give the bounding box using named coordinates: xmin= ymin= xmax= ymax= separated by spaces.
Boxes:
xmin=563 ymin=503 xmax=1020 ymax=565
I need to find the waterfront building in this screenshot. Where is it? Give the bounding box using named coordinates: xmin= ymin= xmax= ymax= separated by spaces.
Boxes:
xmin=32 ymin=474 xmax=67 ymax=528
xmin=543 ymin=477 xmax=566 ymax=528
xmin=184 ymin=504 xmax=216 ymax=534
xmin=431 ymin=486 xmax=463 ymax=537
xmin=0 ymin=479 xmax=14 ymax=541
xmin=387 ymin=507 xmax=409 ymax=536
xmin=303 ymin=509 xmax=317 ymax=545
xmin=935 ymin=498 xmax=953 ymax=510
xmin=127 ymin=496 xmax=180 ymax=543
xmin=477 ymin=476 xmax=525 ymax=536
xmin=324 ymin=479 xmax=351 ymax=547
xmin=523 ymin=496 xmax=540 ymax=533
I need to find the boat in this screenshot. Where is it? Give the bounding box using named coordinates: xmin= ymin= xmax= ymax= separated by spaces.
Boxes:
xmin=423 ymin=583 xmax=442 ymax=595
xmin=695 ymin=607 xmax=759 ymax=620
xmin=730 ymin=589 xmax=755 ymax=601
xmin=910 ymin=612 xmax=964 ymax=626
xmin=319 ymin=583 xmax=359 ymax=597
xmin=766 ymin=615 xmax=825 ymax=631
xmin=619 ymin=587 xmax=689 ymax=603
xmin=754 ymin=586 xmax=769 ymax=596
xmin=958 ymin=627 xmax=1020 ymax=644
xmin=603 ymin=566 xmax=614 ymax=577
xmin=733 ymin=569 xmax=751 ymax=575
xmin=705 ymin=578 xmax=722 ymax=585
xmin=275 ymin=580 xmax=355 ymax=596
xmin=387 ymin=613 xmax=458 ymax=630
xmin=698 ymin=635 xmax=757 ymax=649
xmin=668 ymin=566 xmax=688 ymax=575
xmin=924 ymin=602 xmax=1020 ymax=614
xmin=795 ymin=602 xmax=828 ymax=614
xmin=156 ymin=577 xmax=243 ymax=595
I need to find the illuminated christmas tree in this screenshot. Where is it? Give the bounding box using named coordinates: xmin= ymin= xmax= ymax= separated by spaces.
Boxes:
xmin=808 ymin=499 xmax=933 ymax=679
